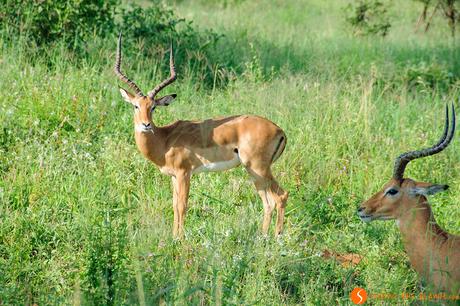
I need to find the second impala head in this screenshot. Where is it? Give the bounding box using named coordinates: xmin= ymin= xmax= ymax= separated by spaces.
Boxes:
xmin=358 ymin=178 xmax=448 ymax=222
xmin=119 ymin=89 xmax=176 ymax=133
xmin=358 ymin=104 xmax=455 ymax=222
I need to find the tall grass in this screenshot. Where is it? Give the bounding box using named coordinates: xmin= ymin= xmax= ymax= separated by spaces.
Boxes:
xmin=1 ymin=0 xmax=460 ymax=304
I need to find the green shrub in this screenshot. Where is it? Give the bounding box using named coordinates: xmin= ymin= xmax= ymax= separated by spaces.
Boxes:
xmin=345 ymin=0 xmax=391 ymax=37
xmin=120 ymin=4 xmax=186 ymax=47
xmin=0 ymin=0 xmax=118 ymax=46
xmin=181 ymin=0 xmax=247 ymax=8
xmin=0 ymin=1 xmax=224 ymax=85
xmin=118 ymin=4 xmax=223 ymax=81
xmin=404 ymin=61 xmax=456 ymax=90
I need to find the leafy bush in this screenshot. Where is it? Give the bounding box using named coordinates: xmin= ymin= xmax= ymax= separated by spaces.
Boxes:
xmin=404 ymin=61 xmax=456 ymax=90
xmin=118 ymin=4 xmax=222 ymax=60
xmin=0 ymin=1 xmax=221 ymax=54
xmin=117 ymin=4 xmax=224 ymax=87
xmin=120 ymin=4 xmax=184 ymax=46
xmin=345 ymin=0 xmax=391 ymax=37
xmin=183 ymin=0 xmax=247 ymax=8
xmin=0 ymin=0 xmax=118 ymax=46
xmin=0 ymin=1 xmax=224 ymax=85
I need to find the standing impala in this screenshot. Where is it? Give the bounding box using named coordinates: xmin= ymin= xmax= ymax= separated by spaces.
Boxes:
xmin=358 ymin=105 xmax=460 ymax=293
xmin=114 ymin=34 xmax=288 ymax=238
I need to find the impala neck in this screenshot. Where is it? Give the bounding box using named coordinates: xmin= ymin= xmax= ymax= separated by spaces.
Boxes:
xmin=134 ymin=124 xmax=166 ymax=167
xmin=397 ymin=200 xmax=448 ymax=273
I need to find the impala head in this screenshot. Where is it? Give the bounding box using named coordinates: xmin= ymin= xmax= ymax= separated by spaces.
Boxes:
xmin=114 ymin=33 xmax=177 ymax=133
xmin=358 ymin=104 xmax=456 ymax=222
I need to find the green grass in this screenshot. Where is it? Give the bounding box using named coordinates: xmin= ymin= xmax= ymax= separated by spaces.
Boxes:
xmin=1 ymin=0 xmax=460 ymax=304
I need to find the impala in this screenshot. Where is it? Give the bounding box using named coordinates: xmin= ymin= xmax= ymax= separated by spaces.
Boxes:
xmin=358 ymin=105 xmax=460 ymax=293
xmin=114 ymin=34 xmax=288 ymax=238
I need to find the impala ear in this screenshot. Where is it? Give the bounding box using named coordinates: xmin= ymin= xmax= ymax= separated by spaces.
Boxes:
xmin=154 ymin=94 xmax=177 ymax=106
xmin=410 ymin=184 xmax=449 ymax=196
xmin=119 ymin=87 xmax=135 ymax=104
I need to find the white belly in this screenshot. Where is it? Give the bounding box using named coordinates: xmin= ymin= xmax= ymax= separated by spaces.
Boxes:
xmin=192 ymin=154 xmax=241 ymax=174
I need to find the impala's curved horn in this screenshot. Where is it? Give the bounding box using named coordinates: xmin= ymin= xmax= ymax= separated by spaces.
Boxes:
xmin=148 ymin=43 xmax=177 ymax=99
xmin=114 ymin=33 xmax=144 ymax=97
xmin=393 ymin=104 xmax=456 ymax=181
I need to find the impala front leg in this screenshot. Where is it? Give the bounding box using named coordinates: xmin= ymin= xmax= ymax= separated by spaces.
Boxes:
xmin=173 ymin=172 xmax=191 ymax=238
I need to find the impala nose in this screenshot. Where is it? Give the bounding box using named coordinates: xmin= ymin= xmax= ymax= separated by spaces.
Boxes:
xmin=143 ymin=122 xmax=151 ymax=128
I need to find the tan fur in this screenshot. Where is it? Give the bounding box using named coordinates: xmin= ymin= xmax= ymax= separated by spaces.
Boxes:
xmin=124 ymin=94 xmax=288 ymax=238
xmin=359 ymin=178 xmax=460 ymax=293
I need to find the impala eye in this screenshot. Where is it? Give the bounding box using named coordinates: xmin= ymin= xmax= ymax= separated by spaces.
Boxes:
xmin=134 ymin=105 xmax=139 ymax=110
xmin=386 ymin=188 xmax=399 ymax=196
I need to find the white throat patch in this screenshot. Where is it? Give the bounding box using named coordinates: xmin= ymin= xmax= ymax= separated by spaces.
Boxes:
xmin=135 ymin=124 xmax=153 ymax=133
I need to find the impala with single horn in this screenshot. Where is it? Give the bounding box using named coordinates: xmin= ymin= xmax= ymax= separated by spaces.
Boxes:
xmin=114 ymin=33 xmax=288 ymax=238
xmin=358 ymin=104 xmax=460 ymax=293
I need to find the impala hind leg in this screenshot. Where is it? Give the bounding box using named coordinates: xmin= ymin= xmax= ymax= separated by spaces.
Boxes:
xmin=171 ymin=177 xmax=179 ymax=237
xmin=270 ymin=179 xmax=288 ymax=236
xmin=249 ymin=168 xmax=288 ymax=236
xmin=172 ymin=173 xmax=191 ymax=238
xmin=254 ymin=181 xmax=275 ymax=235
